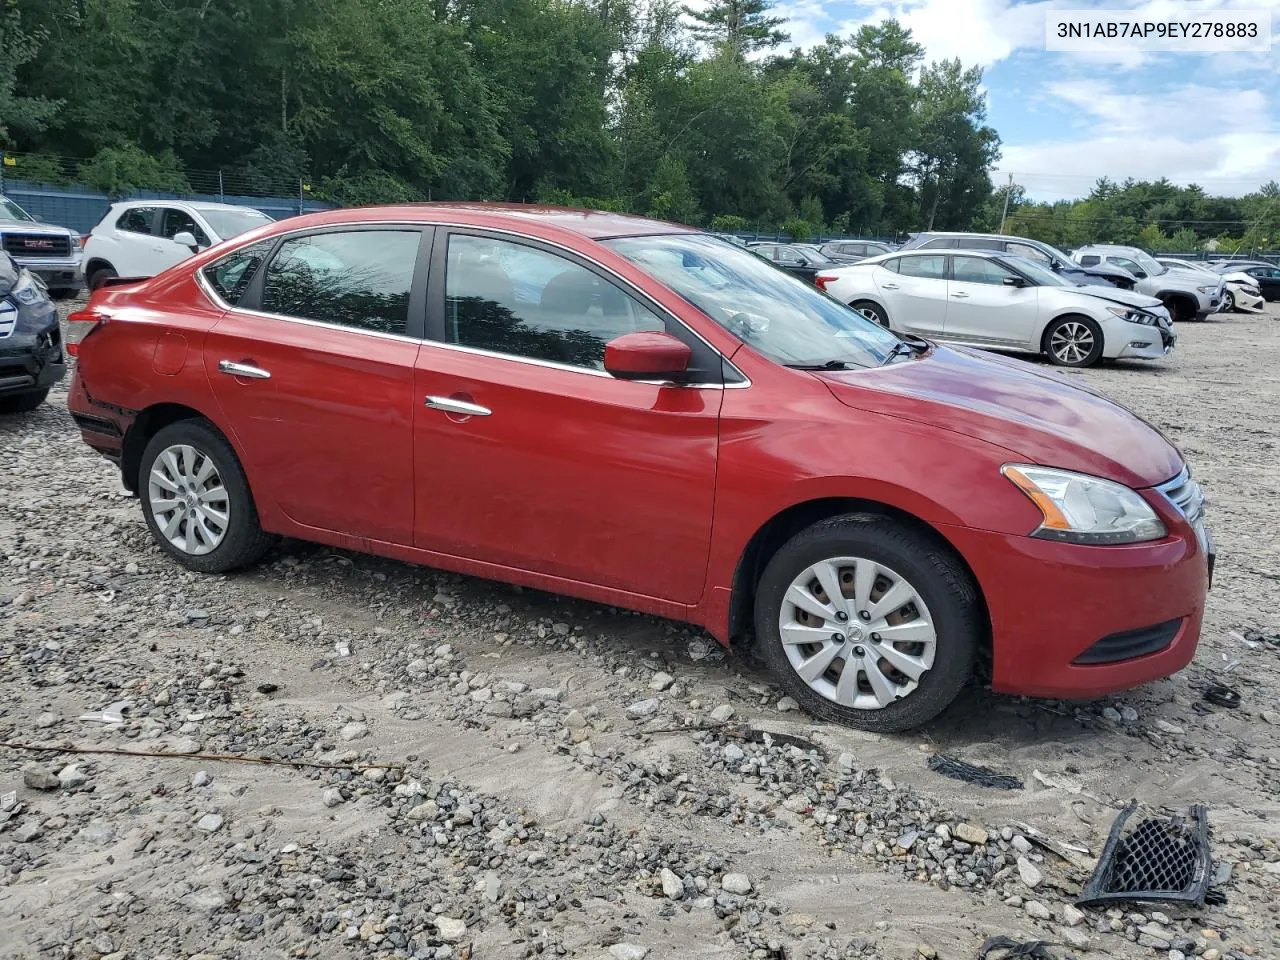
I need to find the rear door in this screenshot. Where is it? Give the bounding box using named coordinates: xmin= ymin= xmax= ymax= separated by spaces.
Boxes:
xmin=109 ymin=206 xmax=162 ymax=276
xmin=203 ymin=225 xmax=429 ymax=544
xmin=880 ymin=254 xmax=949 ymax=335
xmin=943 ymin=255 xmax=1039 ymax=346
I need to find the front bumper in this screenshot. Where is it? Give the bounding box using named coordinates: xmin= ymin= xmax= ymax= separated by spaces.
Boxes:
xmin=1110 ymin=319 xmax=1176 ymax=359
xmin=940 ymin=498 xmax=1209 ymax=699
xmin=14 ymin=255 xmax=84 ymax=292
xmin=0 ymin=335 xmax=66 ymax=396
xmin=1230 ymin=288 xmax=1266 ymax=313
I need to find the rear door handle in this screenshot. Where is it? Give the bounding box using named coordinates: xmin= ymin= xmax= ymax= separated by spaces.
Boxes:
xmin=218 ymin=359 xmax=271 ymax=380
xmin=880 ymin=283 xmax=899 ymax=290
xmin=426 ymin=396 xmax=491 ymax=417
xmin=951 ymin=292 xmax=970 ymax=299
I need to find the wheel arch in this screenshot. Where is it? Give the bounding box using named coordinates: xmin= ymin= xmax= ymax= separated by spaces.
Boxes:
xmin=1155 ymin=290 xmax=1197 ymax=320
xmin=726 ymin=496 xmax=991 ymax=665
xmin=122 ymin=402 xmax=221 ymax=494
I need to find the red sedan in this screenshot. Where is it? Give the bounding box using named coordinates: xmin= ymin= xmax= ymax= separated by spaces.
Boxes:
xmin=66 ymin=204 xmax=1212 ymax=731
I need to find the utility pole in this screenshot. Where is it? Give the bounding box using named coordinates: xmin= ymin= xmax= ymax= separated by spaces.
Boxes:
xmin=998 ymin=173 xmax=1014 ymax=234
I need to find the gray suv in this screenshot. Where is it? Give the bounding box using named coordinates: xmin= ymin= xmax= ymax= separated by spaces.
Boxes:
xmin=1072 ymin=245 xmax=1223 ymax=322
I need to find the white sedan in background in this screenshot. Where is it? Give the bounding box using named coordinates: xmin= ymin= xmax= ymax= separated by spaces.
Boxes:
xmin=1156 ymin=257 xmax=1266 ymax=313
xmin=818 ymin=250 xmax=1176 ymax=368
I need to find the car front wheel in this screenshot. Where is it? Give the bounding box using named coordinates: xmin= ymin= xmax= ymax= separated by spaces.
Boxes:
xmin=1044 ymin=315 xmax=1103 ymax=367
xmin=139 ymin=419 xmax=276 ymax=573
xmin=754 ymin=514 xmax=981 ymax=732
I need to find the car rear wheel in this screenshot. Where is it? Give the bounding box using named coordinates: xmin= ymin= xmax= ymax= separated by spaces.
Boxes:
xmin=753 ymin=513 xmax=980 ymax=732
xmin=851 ymin=300 xmax=889 ymax=328
xmin=139 ymin=419 xmax=276 ymax=574
xmin=1044 ymin=315 xmax=1103 ymax=367
xmin=88 ymin=265 xmax=117 ymax=291
xmin=0 ymin=389 xmax=50 ymax=414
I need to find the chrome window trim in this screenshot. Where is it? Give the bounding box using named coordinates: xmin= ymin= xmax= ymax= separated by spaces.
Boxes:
xmin=194 ymin=218 xmax=752 ymax=388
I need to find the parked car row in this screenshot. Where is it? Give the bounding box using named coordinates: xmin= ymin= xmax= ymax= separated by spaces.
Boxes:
xmin=59 ymin=203 xmax=1213 ymax=734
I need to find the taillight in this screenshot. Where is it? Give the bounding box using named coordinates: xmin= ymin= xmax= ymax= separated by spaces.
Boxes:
xmin=66 ymin=307 xmax=109 ymax=357
xmin=815 ymin=275 xmax=838 ymax=291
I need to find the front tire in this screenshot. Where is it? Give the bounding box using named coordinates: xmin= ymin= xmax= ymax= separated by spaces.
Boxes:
xmin=1224 ymin=290 xmax=1236 ymax=312
xmin=1043 ymin=315 xmax=1103 ymax=367
xmin=754 ymin=514 xmax=981 ymax=733
xmin=851 ymin=299 xmax=890 ymax=328
xmin=0 ymin=389 xmax=50 ymax=414
xmin=138 ymin=419 xmax=276 ymax=573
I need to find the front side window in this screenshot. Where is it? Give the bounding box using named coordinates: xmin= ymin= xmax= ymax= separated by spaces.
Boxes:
xmin=918 ymin=238 xmax=953 ymax=250
xmin=897 ymin=255 xmax=947 ymax=279
xmin=775 ymin=246 xmax=805 ymax=265
xmin=605 ymin=233 xmax=899 ymax=369
xmin=951 ymin=256 xmax=1016 ymax=285
xmin=1007 ymin=242 xmax=1050 ymax=264
xmin=445 ymin=234 xmax=664 ymax=370
xmin=952 ymin=238 xmax=1002 ymax=251
xmin=202 ymin=240 xmax=274 ymax=306
xmin=160 ymin=208 xmax=210 ymax=246
xmin=117 ymin=207 xmax=156 ymax=234
xmin=261 ymin=230 xmax=420 ymax=336
xmin=1109 ymin=256 xmax=1148 ymax=278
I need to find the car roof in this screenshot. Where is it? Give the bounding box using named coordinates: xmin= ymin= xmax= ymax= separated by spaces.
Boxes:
xmin=111 ymin=199 xmax=265 ymax=213
xmin=273 ymin=203 xmax=699 ymax=240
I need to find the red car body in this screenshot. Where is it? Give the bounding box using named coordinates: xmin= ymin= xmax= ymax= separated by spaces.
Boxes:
xmin=67 ymin=204 xmax=1211 ymax=702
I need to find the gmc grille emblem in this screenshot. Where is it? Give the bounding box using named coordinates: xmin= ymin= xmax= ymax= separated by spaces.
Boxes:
xmin=24 ymin=239 xmax=55 ymax=249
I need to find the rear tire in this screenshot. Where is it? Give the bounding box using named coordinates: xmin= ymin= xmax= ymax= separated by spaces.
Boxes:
xmin=753 ymin=513 xmax=981 ymax=733
xmin=88 ymin=265 xmax=118 ymax=291
xmin=0 ymin=389 xmax=50 ymax=414
xmin=851 ymin=299 xmax=890 ymax=329
xmin=1043 ymin=315 xmax=1103 ymax=367
xmin=138 ymin=419 xmax=276 ymax=574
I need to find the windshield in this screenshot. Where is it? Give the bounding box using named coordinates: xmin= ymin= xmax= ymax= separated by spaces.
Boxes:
xmin=865 ymin=242 xmax=893 ymax=255
xmin=1128 ymin=250 xmax=1166 ymax=276
xmin=0 ymin=197 xmax=36 ymax=223
xmin=604 ymin=233 xmax=901 ymax=368
xmin=198 ymin=207 xmax=273 ymax=239
xmin=1003 ymin=256 xmax=1071 ymax=287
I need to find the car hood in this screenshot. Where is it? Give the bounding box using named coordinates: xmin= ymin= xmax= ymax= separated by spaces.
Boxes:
xmin=819 ymin=344 xmax=1182 ymax=489
xmin=1223 ymin=272 xmax=1254 ymax=285
xmin=1068 ymin=285 xmax=1165 ymax=311
xmin=1163 ymin=267 xmax=1222 ymax=288
xmin=0 ymin=219 xmax=76 ymax=237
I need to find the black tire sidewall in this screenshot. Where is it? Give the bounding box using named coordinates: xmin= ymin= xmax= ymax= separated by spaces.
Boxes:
xmin=852 ymin=300 xmax=889 ymax=328
xmin=753 ymin=514 xmax=980 ymax=733
xmin=0 ymin=389 xmax=50 ymax=414
xmin=89 ymin=266 xmax=117 ymax=291
xmin=138 ymin=419 xmax=270 ymax=573
xmin=1044 ymin=315 xmax=1103 ymax=367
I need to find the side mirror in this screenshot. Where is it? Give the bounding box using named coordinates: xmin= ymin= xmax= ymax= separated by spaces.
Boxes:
xmin=1002 ymin=275 xmax=1027 ymax=287
xmin=604 ymin=331 xmax=692 ymax=381
xmin=172 ymin=231 xmax=199 ymax=252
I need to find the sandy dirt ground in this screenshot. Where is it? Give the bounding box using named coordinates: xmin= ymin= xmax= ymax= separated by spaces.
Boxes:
xmin=1 ymin=300 xmax=1278 ymax=960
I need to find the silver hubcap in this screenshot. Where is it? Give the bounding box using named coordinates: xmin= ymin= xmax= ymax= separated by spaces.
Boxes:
xmin=1050 ymin=321 xmax=1094 ymax=364
xmin=148 ymin=444 xmax=229 ymax=555
xmin=778 ymin=557 xmax=936 ymax=710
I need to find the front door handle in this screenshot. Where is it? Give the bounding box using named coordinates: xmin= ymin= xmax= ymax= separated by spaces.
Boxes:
xmin=951 ymin=292 xmax=970 ymax=299
xmin=426 ymin=395 xmax=491 ymax=417
xmin=218 ymin=359 xmax=271 ymax=380
xmin=881 ymin=283 xmax=899 ymax=290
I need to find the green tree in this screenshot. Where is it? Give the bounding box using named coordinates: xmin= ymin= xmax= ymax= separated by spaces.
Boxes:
xmin=0 ymin=1 xmax=61 ymax=145
xmin=645 ymin=154 xmax=700 ymax=224
xmin=682 ymin=0 xmax=788 ymax=58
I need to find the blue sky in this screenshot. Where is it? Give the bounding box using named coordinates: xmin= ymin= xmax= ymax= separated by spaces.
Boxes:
xmin=752 ymin=0 xmax=1280 ymax=200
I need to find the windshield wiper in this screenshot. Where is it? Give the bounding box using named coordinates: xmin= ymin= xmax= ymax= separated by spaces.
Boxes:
xmin=784 ymin=359 xmax=852 ymax=371
xmin=878 ymin=342 xmax=915 ymax=366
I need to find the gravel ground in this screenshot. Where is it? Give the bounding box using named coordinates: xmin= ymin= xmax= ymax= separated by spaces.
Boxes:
xmin=2 ymin=302 xmax=1278 ymax=960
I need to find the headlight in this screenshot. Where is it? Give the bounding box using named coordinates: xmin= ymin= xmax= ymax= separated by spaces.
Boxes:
xmin=1105 ymin=305 xmax=1157 ymax=326
xmin=1197 ymin=285 xmax=1217 ymax=294
xmin=10 ymin=272 xmax=44 ymax=305
xmin=1002 ymin=465 xmax=1167 ymax=545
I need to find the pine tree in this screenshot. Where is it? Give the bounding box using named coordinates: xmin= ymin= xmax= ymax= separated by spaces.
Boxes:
xmin=682 ymin=0 xmax=788 ymax=58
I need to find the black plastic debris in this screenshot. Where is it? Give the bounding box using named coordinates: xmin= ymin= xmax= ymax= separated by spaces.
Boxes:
xmin=1202 ymin=684 xmax=1241 ymax=709
xmin=928 ymin=754 xmax=1023 ymax=790
xmin=1077 ymin=802 xmax=1213 ymax=907
xmin=979 ymin=936 xmax=1060 ymax=959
